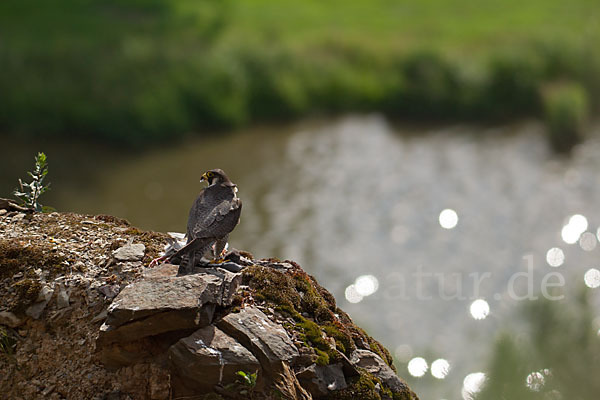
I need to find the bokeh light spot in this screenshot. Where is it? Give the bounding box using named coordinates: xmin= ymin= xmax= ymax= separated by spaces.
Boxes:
xmin=584 ymin=268 xmax=600 ymax=289
xmin=439 ymin=209 xmax=458 ymax=229
xmin=470 ymin=299 xmax=490 ymax=320
xmin=354 ymin=275 xmax=379 ymax=296
xmin=579 ymin=232 xmax=597 ymax=251
xmin=562 ymin=214 xmax=588 ymax=244
xmin=462 ymin=372 xmax=486 ymax=400
xmin=545 ymin=247 xmax=565 ymax=267
xmin=526 ymin=371 xmax=545 ymax=391
xmin=561 ymin=225 xmax=581 ymax=244
xmin=569 ymin=214 xmax=588 ymax=233
xmin=344 ymin=284 xmax=363 ymax=303
xmin=407 ymin=357 xmax=428 ymax=377
xmin=431 ymin=359 xmax=450 ymax=379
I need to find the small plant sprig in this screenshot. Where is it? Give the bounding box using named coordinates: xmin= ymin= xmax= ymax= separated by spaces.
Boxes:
xmin=13 ymin=152 xmax=51 ymax=212
xmin=236 ymin=370 xmax=258 ymax=388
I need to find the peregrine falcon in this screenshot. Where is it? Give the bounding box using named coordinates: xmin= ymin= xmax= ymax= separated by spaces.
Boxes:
xmin=152 ymin=169 xmax=242 ymax=274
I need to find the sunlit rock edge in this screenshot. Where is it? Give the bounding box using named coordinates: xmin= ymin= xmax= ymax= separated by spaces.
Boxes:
xmin=0 ymin=209 xmax=419 ymax=400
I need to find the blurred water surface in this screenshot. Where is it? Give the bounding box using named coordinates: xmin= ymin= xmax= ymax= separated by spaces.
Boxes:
xmin=3 ymin=115 xmax=600 ymax=399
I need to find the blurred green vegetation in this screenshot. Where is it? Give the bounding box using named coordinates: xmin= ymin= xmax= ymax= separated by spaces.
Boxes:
xmin=542 ymin=82 xmax=589 ymax=152
xmin=1 ymin=0 xmax=599 ymax=145
xmin=477 ymin=292 xmax=600 ymax=400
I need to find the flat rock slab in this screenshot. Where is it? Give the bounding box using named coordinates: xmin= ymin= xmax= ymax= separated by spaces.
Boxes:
xmin=351 ymin=349 xmax=409 ymax=393
xmin=169 ymin=325 xmax=260 ymax=392
xmin=98 ymin=305 xmax=215 ymax=347
xmin=113 ymin=243 xmax=145 ymax=261
xmin=217 ymin=306 xmax=298 ymax=377
xmin=98 ymin=270 xmax=242 ymax=348
xmin=106 ymin=271 xmax=241 ymax=328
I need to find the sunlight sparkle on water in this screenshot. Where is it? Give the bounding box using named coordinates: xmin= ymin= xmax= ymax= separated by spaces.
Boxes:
xmin=561 ymin=225 xmax=581 ymax=244
xmin=462 ymin=372 xmax=486 ymax=400
xmin=345 ymin=275 xmax=379 ymax=303
xmin=439 ymin=209 xmax=458 ymax=229
xmin=526 ymin=371 xmax=545 ymax=391
xmin=344 ymin=285 xmax=363 ymax=303
xmin=354 ymin=275 xmax=379 ymax=296
xmin=584 ymin=268 xmax=600 ymax=289
xmin=431 ymin=359 xmax=450 ymax=379
xmin=407 ymin=357 xmax=428 ymax=377
xmin=562 ymin=214 xmax=588 ymax=244
xmin=469 ymin=299 xmax=490 ymax=320
xmin=569 ymin=214 xmax=588 ymax=232
xmin=545 ymin=247 xmax=565 ymax=267
xmin=579 ymin=232 xmax=597 ymax=251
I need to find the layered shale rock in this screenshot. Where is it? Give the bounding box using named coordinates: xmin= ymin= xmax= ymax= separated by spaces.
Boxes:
xmin=0 ymin=210 xmax=419 ymax=400
xmin=168 ymin=325 xmax=260 ymax=393
xmin=96 ymin=264 xmax=242 ymax=369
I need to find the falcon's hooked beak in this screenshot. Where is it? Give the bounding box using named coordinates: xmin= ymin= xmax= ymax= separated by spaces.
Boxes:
xmin=200 ymin=172 xmax=209 ymax=183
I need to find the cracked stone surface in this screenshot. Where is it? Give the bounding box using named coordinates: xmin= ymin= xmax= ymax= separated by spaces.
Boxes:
xmin=169 ymin=325 xmax=260 ymax=393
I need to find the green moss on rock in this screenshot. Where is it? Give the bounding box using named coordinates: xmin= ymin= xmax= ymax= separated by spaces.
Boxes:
xmin=243 ymin=264 xmax=395 ymax=370
xmin=329 ymin=370 xmax=417 ymax=400
xmin=243 ymin=265 xmax=357 ymax=363
xmin=327 ymin=371 xmax=381 ymax=400
xmin=241 ymin=263 xmax=420 ymax=398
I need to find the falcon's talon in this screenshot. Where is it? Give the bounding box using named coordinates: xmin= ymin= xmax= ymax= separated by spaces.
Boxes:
xmin=209 ymin=257 xmax=228 ymax=265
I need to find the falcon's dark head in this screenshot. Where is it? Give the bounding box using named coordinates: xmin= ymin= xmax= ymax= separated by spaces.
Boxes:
xmin=200 ymin=169 xmax=234 ymax=187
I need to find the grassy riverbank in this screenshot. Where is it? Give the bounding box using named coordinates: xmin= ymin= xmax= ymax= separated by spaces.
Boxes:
xmin=1 ymin=0 xmax=599 ymax=147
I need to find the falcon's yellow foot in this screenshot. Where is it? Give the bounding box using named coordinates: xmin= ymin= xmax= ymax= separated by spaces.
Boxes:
xmin=208 ymin=257 xmax=229 ymax=265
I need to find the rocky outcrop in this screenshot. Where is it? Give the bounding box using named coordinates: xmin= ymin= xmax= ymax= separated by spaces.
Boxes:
xmin=0 ymin=210 xmax=419 ymax=400
xmin=169 ymin=325 xmax=260 ymax=393
xmin=217 ymin=307 xmax=300 ymax=374
xmin=95 ymin=263 xmax=243 ymax=370
xmin=351 ymin=350 xmax=411 ymax=394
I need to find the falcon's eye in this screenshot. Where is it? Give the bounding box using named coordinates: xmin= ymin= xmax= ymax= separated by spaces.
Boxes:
xmin=206 ymin=171 xmax=213 ymax=178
